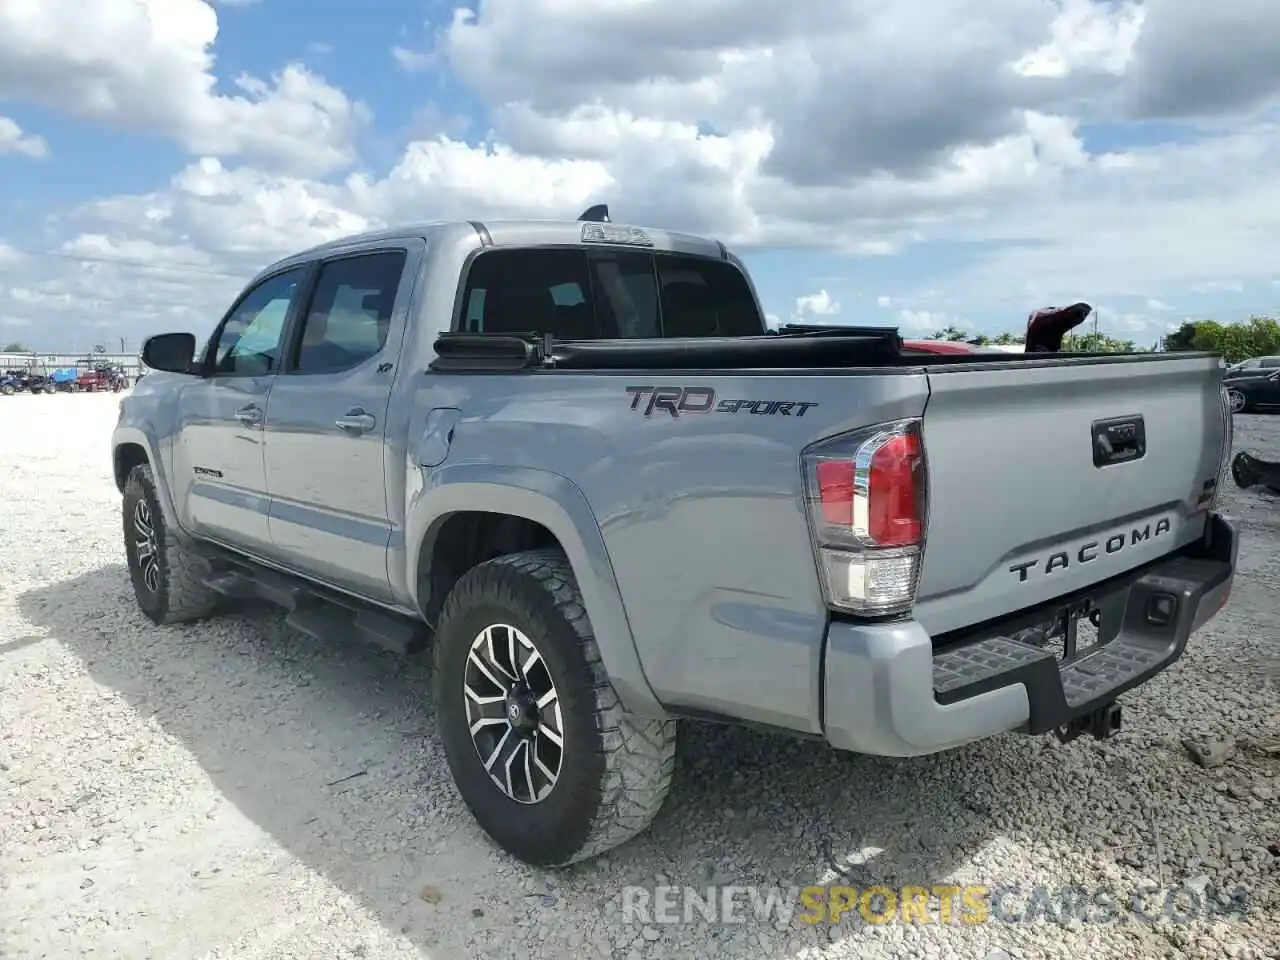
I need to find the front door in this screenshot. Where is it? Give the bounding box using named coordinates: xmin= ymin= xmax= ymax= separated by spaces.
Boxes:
xmin=173 ymin=266 xmax=309 ymax=555
xmin=262 ymin=245 xmax=420 ymax=601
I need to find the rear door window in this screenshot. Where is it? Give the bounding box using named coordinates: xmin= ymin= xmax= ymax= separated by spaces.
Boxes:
xmin=292 ymin=251 xmax=406 ymax=374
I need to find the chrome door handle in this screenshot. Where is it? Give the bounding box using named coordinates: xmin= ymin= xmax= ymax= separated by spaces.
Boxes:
xmin=334 ymin=410 xmax=375 ymax=433
xmin=234 ymin=404 xmax=262 ymax=426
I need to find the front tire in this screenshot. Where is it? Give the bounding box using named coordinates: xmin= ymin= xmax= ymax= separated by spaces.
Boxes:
xmin=122 ymin=463 xmax=221 ymax=625
xmin=432 ymin=548 xmax=677 ymax=866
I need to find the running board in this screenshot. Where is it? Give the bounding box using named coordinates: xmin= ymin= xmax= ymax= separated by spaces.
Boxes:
xmin=201 ymin=562 xmax=429 ymax=656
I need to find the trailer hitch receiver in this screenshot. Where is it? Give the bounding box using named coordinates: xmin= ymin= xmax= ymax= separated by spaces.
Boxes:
xmin=1054 ymin=702 xmax=1122 ymax=744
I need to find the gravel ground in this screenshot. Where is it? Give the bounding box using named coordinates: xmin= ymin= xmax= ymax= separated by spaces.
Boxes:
xmin=1 ymin=392 xmax=1277 ymax=960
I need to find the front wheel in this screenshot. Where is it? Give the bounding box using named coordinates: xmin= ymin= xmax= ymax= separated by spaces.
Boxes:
xmin=432 ymin=548 xmax=677 ymax=866
xmin=122 ymin=463 xmax=221 ymax=625
xmin=1227 ymin=388 xmax=1249 ymax=414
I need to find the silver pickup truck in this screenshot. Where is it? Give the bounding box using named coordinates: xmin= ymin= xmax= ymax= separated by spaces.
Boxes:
xmin=113 ymin=211 xmax=1238 ymax=867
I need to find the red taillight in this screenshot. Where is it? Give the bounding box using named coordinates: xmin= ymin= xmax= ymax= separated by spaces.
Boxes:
xmin=802 ymin=419 xmax=928 ymax=617
xmin=816 ymin=460 xmax=854 ymax=527
xmin=868 ymin=433 xmax=922 ymax=546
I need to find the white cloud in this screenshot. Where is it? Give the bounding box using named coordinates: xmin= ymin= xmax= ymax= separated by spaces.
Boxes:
xmin=897 ymin=309 xmax=959 ymax=335
xmin=793 ymin=290 xmax=840 ymax=320
xmin=392 ymin=45 xmax=434 ymax=72
xmin=0 ymin=0 xmax=368 ymax=176
xmin=6 ymin=0 xmax=1280 ymax=347
xmin=1105 ymin=312 xmax=1156 ymax=333
xmin=1014 ymin=0 xmax=1145 ymax=79
xmin=0 ymin=116 xmax=47 ymax=158
xmin=0 ymin=242 xmax=23 ymax=267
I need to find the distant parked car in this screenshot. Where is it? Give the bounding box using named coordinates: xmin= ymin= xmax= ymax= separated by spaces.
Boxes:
xmin=1224 ymin=359 xmax=1280 ymax=413
xmin=50 ymin=367 xmax=80 ymax=392
xmin=7 ymin=364 xmax=53 ymax=394
xmin=1226 ymin=355 xmax=1280 ymax=375
xmin=76 ymin=363 xmax=129 ymax=392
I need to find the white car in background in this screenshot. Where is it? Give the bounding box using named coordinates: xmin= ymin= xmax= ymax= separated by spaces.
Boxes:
xmin=1226 ymin=355 xmax=1280 ymax=374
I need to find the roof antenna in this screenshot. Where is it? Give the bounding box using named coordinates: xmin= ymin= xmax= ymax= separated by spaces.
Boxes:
xmin=578 ymin=204 xmax=610 ymax=223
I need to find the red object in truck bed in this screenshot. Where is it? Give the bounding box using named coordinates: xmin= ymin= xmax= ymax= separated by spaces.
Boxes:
xmin=902 ymin=339 xmax=982 ymax=354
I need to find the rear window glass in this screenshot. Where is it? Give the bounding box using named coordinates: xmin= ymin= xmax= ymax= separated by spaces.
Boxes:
xmin=458 ymin=247 xmax=763 ymax=339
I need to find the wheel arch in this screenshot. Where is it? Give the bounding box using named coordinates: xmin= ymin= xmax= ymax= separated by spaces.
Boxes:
xmin=111 ymin=428 xmax=185 ymax=535
xmin=406 ymin=465 xmax=665 ymax=718
xmin=113 ymin=441 xmax=150 ymax=493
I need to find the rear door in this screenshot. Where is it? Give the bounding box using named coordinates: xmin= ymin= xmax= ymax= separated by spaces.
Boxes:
xmin=912 ymin=354 xmax=1228 ymax=636
xmin=173 ymin=266 xmax=309 ymax=554
xmin=261 ymin=242 xmax=422 ymax=601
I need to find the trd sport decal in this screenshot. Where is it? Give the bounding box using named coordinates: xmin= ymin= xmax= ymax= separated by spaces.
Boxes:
xmin=625 ymin=386 xmax=819 ymax=418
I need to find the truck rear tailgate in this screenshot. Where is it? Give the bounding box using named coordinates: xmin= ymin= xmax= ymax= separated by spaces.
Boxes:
xmin=912 ymin=353 xmax=1228 ymax=637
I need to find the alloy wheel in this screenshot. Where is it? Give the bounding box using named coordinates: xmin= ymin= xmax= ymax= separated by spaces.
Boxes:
xmin=463 ymin=623 xmax=564 ymax=804
xmin=133 ymin=499 xmax=160 ymax=593
xmin=1227 ymin=389 xmax=1247 ymax=413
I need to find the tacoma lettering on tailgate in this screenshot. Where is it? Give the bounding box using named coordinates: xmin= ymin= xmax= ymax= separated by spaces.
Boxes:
xmin=1008 ymin=517 xmax=1173 ymax=582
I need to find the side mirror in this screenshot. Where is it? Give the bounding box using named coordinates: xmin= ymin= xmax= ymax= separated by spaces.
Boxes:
xmin=140 ymin=332 xmax=198 ymax=375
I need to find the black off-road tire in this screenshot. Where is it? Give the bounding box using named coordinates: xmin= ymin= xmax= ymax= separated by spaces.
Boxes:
xmin=122 ymin=463 xmax=221 ymax=625
xmin=432 ymin=548 xmax=677 ymax=866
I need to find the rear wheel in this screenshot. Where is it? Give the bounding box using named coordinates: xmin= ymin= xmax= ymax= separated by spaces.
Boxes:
xmin=1227 ymin=388 xmax=1249 ymax=413
xmin=122 ymin=463 xmax=221 ymax=625
xmin=432 ymin=548 xmax=677 ymax=866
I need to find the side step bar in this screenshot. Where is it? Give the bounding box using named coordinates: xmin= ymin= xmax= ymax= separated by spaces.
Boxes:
xmin=201 ymin=560 xmax=429 ymax=656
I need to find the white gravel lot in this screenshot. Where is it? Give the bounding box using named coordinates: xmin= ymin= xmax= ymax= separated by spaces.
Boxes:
xmin=1 ymin=391 xmax=1278 ymax=960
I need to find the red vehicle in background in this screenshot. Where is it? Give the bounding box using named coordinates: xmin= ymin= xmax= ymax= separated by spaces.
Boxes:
xmin=74 ymin=363 xmax=129 ymax=392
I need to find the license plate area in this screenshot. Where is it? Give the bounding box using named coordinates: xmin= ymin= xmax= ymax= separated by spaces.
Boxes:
xmin=1009 ymin=598 xmax=1103 ymax=664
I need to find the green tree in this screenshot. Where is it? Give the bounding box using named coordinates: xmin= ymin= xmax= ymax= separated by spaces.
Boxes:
xmin=2 ymin=341 xmax=30 ymax=352
xmin=993 ymin=331 xmax=1024 ymax=345
xmin=1161 ymin=321 xmax=1198 ymax=352
xmin=929 ymin=325 xmax=970 ymax=341
xmin=1062 ymin=330 xmax=1142 ymax=353
xmin=1161 ymin=317 xmax=1280 ymax=362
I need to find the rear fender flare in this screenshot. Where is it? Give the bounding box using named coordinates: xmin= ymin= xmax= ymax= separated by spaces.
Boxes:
xmin=405 ymin=463 xmax=665 ymax=718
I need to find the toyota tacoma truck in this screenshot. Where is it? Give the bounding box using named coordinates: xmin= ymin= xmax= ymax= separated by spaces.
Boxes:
xmin=113 ymin=209 xmax=1238 ymax=867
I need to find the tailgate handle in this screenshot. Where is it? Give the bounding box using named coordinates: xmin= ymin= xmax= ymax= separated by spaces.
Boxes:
xmin=1091 ymin=415 xmax=1146 ymax=467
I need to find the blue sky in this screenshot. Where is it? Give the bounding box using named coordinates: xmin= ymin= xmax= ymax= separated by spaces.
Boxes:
xmin=3 ymin=0 xmax=1280 ymax=352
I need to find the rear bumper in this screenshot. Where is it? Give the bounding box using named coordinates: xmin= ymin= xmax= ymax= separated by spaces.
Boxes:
xmin=822 ymin=512 xmax=1237 ymax=757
